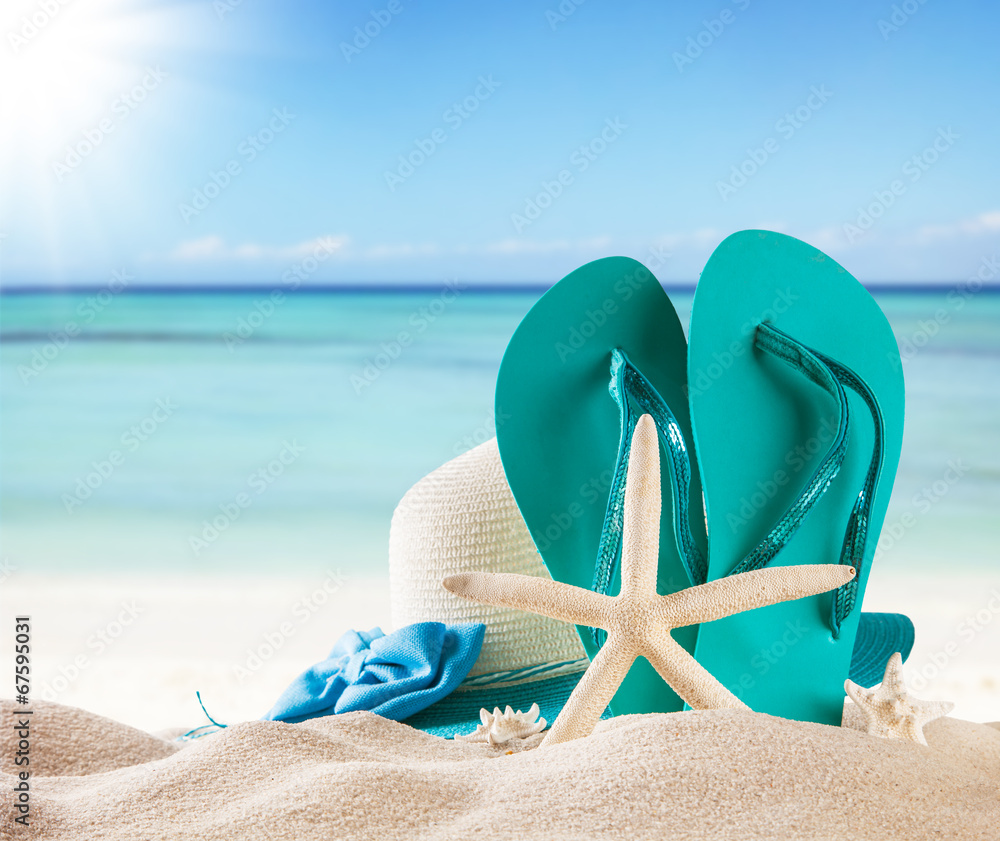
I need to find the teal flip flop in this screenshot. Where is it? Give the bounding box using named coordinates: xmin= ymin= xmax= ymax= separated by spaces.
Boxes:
xmin=495 ymin=256 xmax=708 ymax=716
xmin=688 ymin=230 xmax=905 ymax=725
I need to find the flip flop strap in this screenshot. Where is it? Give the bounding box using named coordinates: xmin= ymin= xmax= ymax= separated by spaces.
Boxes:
xmin=589 ymin=349 xmax=707 ymax=647
xmin=727 ymin=324 xmax=851 ymax=577
xmin=730 ymin=324 xmax=885 ymax=637
xmin=813 ymin=351 xmax=885 ymax=638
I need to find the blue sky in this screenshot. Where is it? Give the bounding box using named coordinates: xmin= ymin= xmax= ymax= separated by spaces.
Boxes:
xmin=1 ymin=0 xmax=998 ymax=286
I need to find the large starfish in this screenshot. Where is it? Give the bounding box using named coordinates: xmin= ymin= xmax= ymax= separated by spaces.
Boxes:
xmin=444 ymin=413 xmax=856 ymax=746
xmin=845 ymin=652 xmax=953 ymax=746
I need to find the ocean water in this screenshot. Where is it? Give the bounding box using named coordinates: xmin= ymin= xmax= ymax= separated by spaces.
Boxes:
xmin=1 ymin=285 xmax=998 ymax=578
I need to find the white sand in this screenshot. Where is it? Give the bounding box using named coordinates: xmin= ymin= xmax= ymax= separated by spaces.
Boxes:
xmin=861 ymin=567 xmax=1000 ymax=722
xmin=2 ymin=568 xmax=997 ymax=734
xmin=0 ymin=572 xmax=393 ymax=733
xmin=2 ymin=699 xmax=998 ymax=840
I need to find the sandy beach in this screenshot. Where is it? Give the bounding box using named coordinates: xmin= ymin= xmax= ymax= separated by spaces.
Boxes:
xmin=4 ymin=0 xmax=998 ymax=836
xmin=2 ymin=566 xmax=996 ymax=735
xmin=2 ymin=698 xmax=997 ymax=840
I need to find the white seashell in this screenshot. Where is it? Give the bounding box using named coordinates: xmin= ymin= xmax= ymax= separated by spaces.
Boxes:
xmin=455 ymin=703 xmax=547 ymax=745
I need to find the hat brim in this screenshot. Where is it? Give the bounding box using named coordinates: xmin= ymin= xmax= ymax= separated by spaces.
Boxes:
xmin=401 ymin=670 xmax=611 ymax=739
xmin=848 ymin=612 xmax=915 ymax=688
xmin=403 ymin=610 xmax=913 ymax=735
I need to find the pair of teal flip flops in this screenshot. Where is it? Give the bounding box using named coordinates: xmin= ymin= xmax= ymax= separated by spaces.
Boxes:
xmin=495 ymin=230 xmax=910 ymax=726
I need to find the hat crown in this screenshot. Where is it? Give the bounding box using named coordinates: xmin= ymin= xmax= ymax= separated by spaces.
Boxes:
xmin=389 ymin=438 xmax=587 ymax=676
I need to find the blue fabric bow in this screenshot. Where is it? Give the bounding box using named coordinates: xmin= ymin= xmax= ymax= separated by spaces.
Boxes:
xmin=262 ymin=622 xmax=485 ymax=724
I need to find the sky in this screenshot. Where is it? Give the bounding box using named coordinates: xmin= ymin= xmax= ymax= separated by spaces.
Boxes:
xmin=1 ymin=0 xmax=998 ymax=287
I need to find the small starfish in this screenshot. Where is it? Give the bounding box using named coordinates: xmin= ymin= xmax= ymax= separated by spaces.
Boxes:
xmin=445 ymin=413 xmax=856 ymax=746
xmin=845 ymin=652 xmax=953 ymax=746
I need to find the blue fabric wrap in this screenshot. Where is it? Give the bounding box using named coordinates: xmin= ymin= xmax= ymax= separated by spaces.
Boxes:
xmin=262 ymin=622 xmax=486 ymax=724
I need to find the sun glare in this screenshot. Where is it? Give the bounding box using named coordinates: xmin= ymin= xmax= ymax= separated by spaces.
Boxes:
xmin=1 ymin=0 xmax=180 ymax=181
xmin=0 ymin=0 xmax=188 ymax=275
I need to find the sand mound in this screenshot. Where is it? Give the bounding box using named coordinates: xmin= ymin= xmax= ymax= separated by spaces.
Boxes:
xmin=2 ymin=700 xmax=998 ymax=840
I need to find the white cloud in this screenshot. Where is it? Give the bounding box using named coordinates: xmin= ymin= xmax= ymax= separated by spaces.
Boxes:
xmin=800 ymin=225 xmax=852 ymax=253
xmin=302 ymin=236 xmax=615 ymax=261
xmin=651 ymin=227 xmax=723 ymax=250
xmin=170 ymin=235 xmax=226 ymax=260
xmin=485 ymin=238 xmax=570 ymax=255
xmin=791 ymin=210 xmax=1000 ymax=261
xmin=168 ymin=234 xmax=347 ymax=261
xmin=483 ymin=236 xmax=611 ymax=255
xmin=913 ymin=210 xmax=1000 ymax=242
xmin=653 ymin=213 xmax=1000 ymax=262
xmin=361 ymin=242 xmax=440 ymax=260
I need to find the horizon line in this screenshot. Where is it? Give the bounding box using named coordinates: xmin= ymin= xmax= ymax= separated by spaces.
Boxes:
xmin=0 ymin=281 xmax=995 ymax=295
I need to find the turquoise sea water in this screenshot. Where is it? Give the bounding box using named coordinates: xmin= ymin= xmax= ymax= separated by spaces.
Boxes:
xmin=1 ymin=286 xmax=998 ymax=576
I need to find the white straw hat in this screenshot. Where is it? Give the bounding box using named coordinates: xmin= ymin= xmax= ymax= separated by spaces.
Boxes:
xmin=389 ymin=437 xmax=595 ymax=736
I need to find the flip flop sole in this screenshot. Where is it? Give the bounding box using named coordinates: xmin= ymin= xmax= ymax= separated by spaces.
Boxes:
xmin=496 ymin=257 xmax=707 ymax=715
xmin=688 ymin=230 xmax=904 ymax=725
